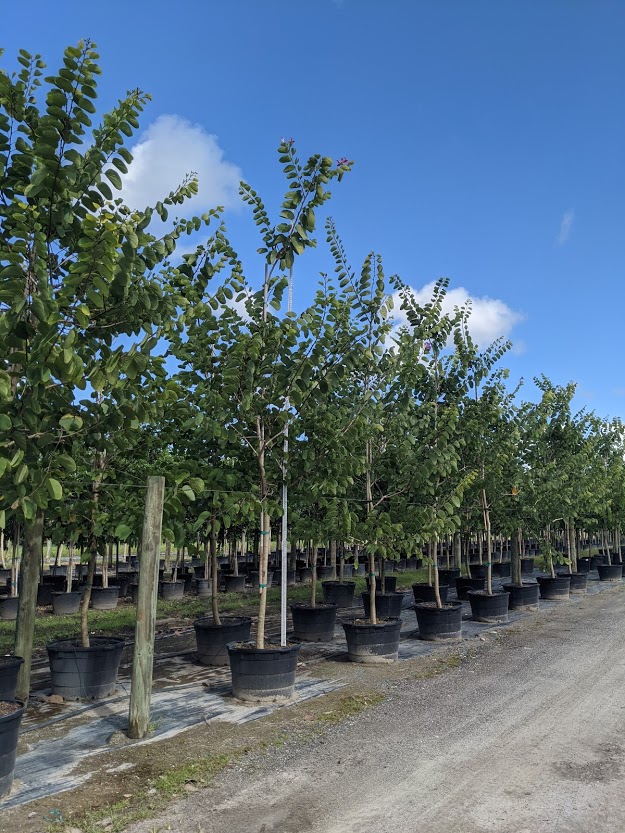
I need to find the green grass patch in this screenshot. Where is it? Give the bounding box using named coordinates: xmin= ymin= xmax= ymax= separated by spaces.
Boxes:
xmin=317 ymin=692 xmax=384 ymax=724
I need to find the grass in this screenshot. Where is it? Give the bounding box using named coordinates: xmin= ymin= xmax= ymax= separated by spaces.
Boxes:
xmin=0 ymin=568 xmax=431 ymax=654
xmin=317 ymin=692 xmax=384 ymax=723
xmin=59 ymin=752 xmax=238 ymax=833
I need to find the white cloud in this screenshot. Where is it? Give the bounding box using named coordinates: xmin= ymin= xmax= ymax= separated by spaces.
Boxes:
xmin=556 ymin=209 xmax=575 ymax=246
xmin=392 ymin=281 xmax=523 ymax=347
xmin=120 ymin=115 xmax=242 ymax=214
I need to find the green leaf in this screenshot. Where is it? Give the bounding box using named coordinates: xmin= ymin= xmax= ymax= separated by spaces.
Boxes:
xmin=46 ymin=478 xmax=63 ymax=500
xmin=115 ymin=523 xmax=132 ymax=541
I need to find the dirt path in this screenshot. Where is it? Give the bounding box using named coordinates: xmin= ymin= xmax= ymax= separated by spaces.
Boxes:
xmin=126 ymin=583 xmax=625 ymax=833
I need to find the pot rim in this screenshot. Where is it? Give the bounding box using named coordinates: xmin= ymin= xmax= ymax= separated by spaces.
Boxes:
xmin=47 ymin=636 xmax=125 ymax=652
xmin=226 ymin=640 xmax=301 ymax=655
xmin=193 ymin=615 xmax=252 ymax=630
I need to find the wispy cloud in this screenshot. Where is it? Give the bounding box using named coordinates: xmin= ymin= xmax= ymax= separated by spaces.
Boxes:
xmin=120 ymin=115 xmax=242 ymax=216
xmin=556 ymin=209 xmax=575 ymax=246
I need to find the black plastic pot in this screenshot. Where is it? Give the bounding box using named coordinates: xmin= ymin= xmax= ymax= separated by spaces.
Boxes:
xmin=520 ymin=558 xmax=535 ymax=574
xmin=37 ymin=583 xmax=54 ymax=606
xmin=576 ymin=557 xmax=591 ymax=574
xmin=224 ymin=575 xmax=246 ymax=593
xmin=343 ymin=618 xmax=402 ymax=663
xmin=341 ymin=565 xmax=354 ymax=579
xmin=113 ymin=576 xmax=131 ymax=598
xmin=557 ymin=572 xmax=587 ymax=594
xmin=492 ymin=562 xmax=511 ymax=578
xmin=414 ymin=601 xmax=463 ymax=641
xmin=322 ymin=581 xmax=355 ymax=608
xmin=0 ymin=701 xmax=25 ymax=798
xmin=0 ymin=597 xmax=18 ymax=621
xmin=194 ymin=616 xmax=252 ymax=666
xmin=361 ymin=591 xmax=404 ymax=619
xmin=438 ymin=568 xmax=461 ymax=586
xmin=316 ymin=566 xmax=333 ymax=580
xmin=90 ymin=586 xmax=119 ymax=610
xmin=354 ymin=563 xmax=366 ymax=576
xmin=467 ymin=590 xmax=509 ymax=623
xmin=160 ymin=580 xmax=184 ymax=601
xmin=0 ymin=657 xmax=23 ymax=702
xmin=52 ymin=591 xmax=82 ymax=615
xmin=411 ymin=583 xmax=449 ymax=604
xmin=468 ymin=564 xmax=488 ymax=579
xmin=502 ymin=582 xmax=540 ymax=611
xmin=375 ymin=576 xmax=397 ymax=593
xmin=536 ymin=575 xmax=570 ymax=600
xmin=130 ymin=583 xmax=139 ymax=604
xmin=227 ymin=641 xmax=300 ymax=701
xmin=47 ymin=637 xmax=125 ymax=700
xmin=455 ymin=576 xmax=486 ymax=600
xmin=297 ymin=567 xmax=313 ymax=583
xmin=196 ymin=578 xmax=211 ymax=597
xmin=291 ymin=604 xmax=337 ymax=642
xmin=590 ymin=555 xmax=607 ymax=569
xmin=598 ymin=564 xmax=622 ymax=582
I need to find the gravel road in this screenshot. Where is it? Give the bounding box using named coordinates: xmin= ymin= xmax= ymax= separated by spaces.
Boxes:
xmin=128 ymin=584 xmax=625 ymax=833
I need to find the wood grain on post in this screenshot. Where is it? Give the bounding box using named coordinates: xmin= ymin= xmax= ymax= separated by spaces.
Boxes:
xmin=128 ymin=476 xmax=165 ymax=739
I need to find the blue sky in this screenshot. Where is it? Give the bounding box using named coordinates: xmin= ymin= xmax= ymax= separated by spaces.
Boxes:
xmin=4 ymin=1 xmax=625 ymax=418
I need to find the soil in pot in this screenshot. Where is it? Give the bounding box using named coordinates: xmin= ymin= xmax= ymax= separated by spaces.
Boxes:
xmin=160 ymin=580 xmax=185 ymax=601
xmin=467 ymin=590 xmax=510 ymax=623
xmin=414 ymin=601 xmax=463 ymax=641
xmin=47 ymin=637 xmax=125 ymax=700
xmin=557 ymin=572 xmax=588 ymax=594
xmin=361 ymin=591 xmax=404 ymax=619
xmin=227 ymin=641 xmax=300 ymax=702
xmin=412 ymin=583 xmax=449 ymax=604
xmin=90 ymin=586 xmax=119 ymax=610
xmin=502 ymin=582 xmax=540 ymax=611
xmin=224 ymin=574 xmax=246 ymax=593
xmin=52 ymin=591 xmax=82 ymax=615
xmin=0 ymin=657 xmax=24 ymax=702
xmin=291 ymin=604 xmax=337 ymax=642
xmin=322 ymin=581 xmax=356 ymax=608
xmin=342 ymin=618 xmax=402 ymax=663
xmin=598 ymin=564 xmax=623 ymax=582
xmin=194 ymin=616 xmax=253 ymax=666
xmin=0 ymin=598 xmax=18 ymax=621
xmin=455 ymin=576 xmax=486 ymax=600
xmin=536 ymin=575 xmax=570 ymax=600
xmin=0 ymin=700 xmax=25 ymax=798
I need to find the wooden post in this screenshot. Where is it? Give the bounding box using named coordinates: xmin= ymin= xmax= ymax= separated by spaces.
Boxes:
xmin=127 ymin=476 xmax=165 ymax=739
xmin=15 ymin=510 xmax=44 ymax=703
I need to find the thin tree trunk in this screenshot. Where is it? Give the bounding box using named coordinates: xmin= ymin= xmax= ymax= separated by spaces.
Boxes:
xmin=310 ymin=543 xmax=318 ymax=608
xmin=66 ymin=541 xmax=75 ymax=594
xmin=80 ymin=536 xmax=98 ymax=648
xmin=10 ymin=523 xmax=21 ymax=598
xmin=511 ymin=527 xmax=522 ymax=586
xmin=14 ymin=510 xmax=44 ymax=702
xmin=210 ymin=515 xmax=220 ymax=625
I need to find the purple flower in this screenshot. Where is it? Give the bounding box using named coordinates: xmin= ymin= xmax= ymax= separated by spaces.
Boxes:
xmin=424 ymin=340 xmax=432 ymax=353
xmin=337 ymin=157 xmax=349 ymax=166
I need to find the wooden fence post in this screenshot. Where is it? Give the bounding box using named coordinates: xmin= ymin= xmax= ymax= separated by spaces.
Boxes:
xmin=127 ymin=476 xmax=165 ymax=739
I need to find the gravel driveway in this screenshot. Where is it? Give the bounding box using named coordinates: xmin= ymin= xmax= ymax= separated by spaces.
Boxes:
xmin=127 ymin=583 xmax=625 ymax=833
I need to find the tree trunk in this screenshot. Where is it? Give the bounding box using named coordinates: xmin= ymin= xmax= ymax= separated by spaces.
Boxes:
xmin=330 ymin=539 xmax=337 ymax=580
xmin=368 ymin=552 xmax=377 ymax=624
xmin=10 ymin=523 xmax=21 ymax=598
xmin=14 ymin=510 xmax=44 ymax=703
xmin=66 ymin=542 xmax=75 ymax=594
xmin=208 ymin=516 xmax=220 ymax=624
xmin=310 ymin=543 xmax=318 ymax=608
xmin=511 ymin=527 xmax=522 ymax=586
xmin=256 ymin=509 xmax=270 ymax=649
xmin=80 ymin=536 xmax=98 ymax=648
xmin=453 ymin=532 xmax=461 ymax=570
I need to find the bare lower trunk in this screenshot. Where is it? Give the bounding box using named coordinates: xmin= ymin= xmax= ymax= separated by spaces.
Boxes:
xmin=567 ymin=519 xmax=577 ymax=573
xmin=203 ymin=533 xmax=210 ymax=581
xmin=14 ymin=510 xmax=44 ymax=702
xmin=10 ymin=523 xmax=21 ymax=598
xmin=330 ymin=539 xmax=337 ymax=580
xmin=380 ymin=558 xmax=386 ymax=596
xmin=80 ymin=537 xmax=98 ymax=648
xmin=210 ymin=516 xmax=220 ymax=625
xmin=102 ymin=540 xmax=111 ymax=589
xmin=256 ymin=509 xmax=270 ymax=649
xmin=0 ymin=528 xmax=5 ymax=569
xmin=310 ymin=543 xmax=318 ymax=608
xmin=433 ymin=534 xmax=442 ymax=609
xmin=368 ymin=552 xmax=377 ymax=624
xmin=339 ymin=542 xmax=345 ymax=582
xmin=164 ymin=538 xmax=172 ymax=572
xmin=511 ymin=527 xmax=522 ymax=586
xmin=66 ymin=542 xmax=75 ymax=594
xmin=453 ymin=532 xmax=461 ymax=570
